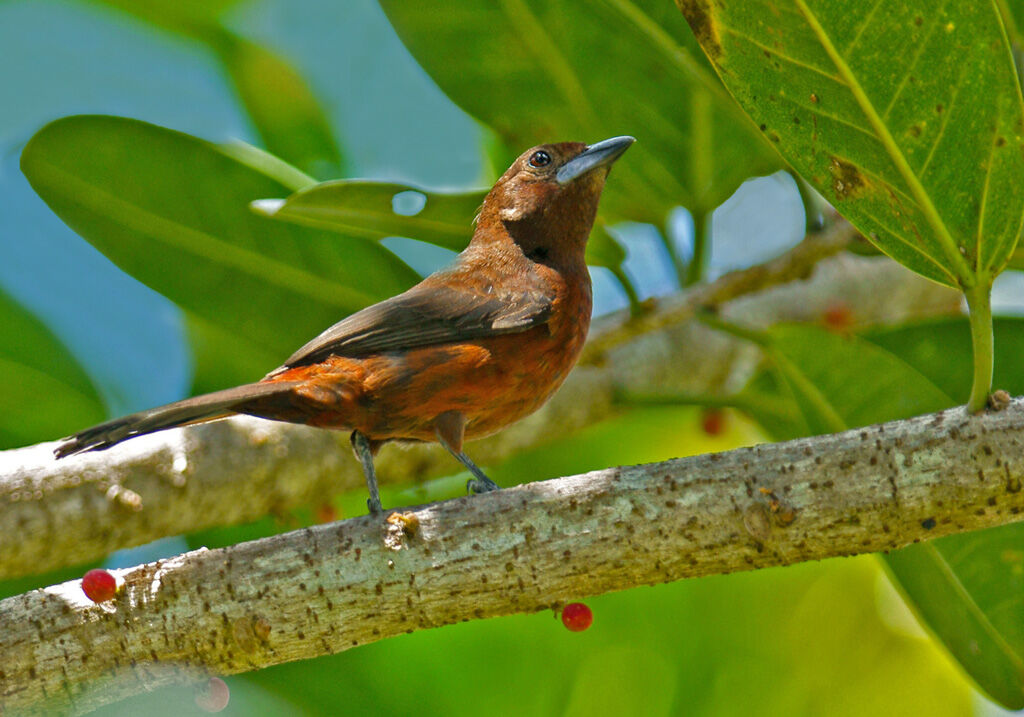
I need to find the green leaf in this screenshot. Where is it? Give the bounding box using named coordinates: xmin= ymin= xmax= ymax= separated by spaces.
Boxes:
xmin=1009 ymin=246 xmax=1024 ymax=271
xmin=740 ymin=324 xmax=951 ymax=440
xmin=21 ymin=115 xmax=420 ymax=371
xmin=737 ymin=321 xmax=1024 ymax=706
xmin=863 ymin=316 xmax=1024 ymax=403
xmin=995 ymin=0 xmax=1024 ymax=51
xmin=679 ymin=0 xmax=1024 ymax=288
xmin=218 ymin=140 xmax=317 ymax=193
xmin=184 ymin=313 xmax=282 ymax=394
xmin=0 ymin=289 xmax=105 ymax=448
xmin=254 ymin=181 xmax=485 ymax=252
xmin=211 ymin=30 xmax=344 ymax=179
xmin=379 ymin=0 xmax=781 ymax=223
xmin=886 ymin=528 xmax=1024 ymax=709
xmin=257 ymin=180 xmax=630 ymax=273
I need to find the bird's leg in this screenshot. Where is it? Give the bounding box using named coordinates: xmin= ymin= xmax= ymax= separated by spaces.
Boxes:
xmin=350 ymin=430 xmax=384 ymax=514
xmin=434 ymin=411 xmax=500 ymax=495
xmin=452 ymin=450 xmax=501 ymax=495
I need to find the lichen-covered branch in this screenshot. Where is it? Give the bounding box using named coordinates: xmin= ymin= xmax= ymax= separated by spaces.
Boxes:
xmin=0 ymin=231 xmax=959 ymax=580
xmin=4 ymin=400 xmax=1023 ymax=715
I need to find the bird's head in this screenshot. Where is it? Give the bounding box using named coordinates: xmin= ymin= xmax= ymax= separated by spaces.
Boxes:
xmin=475 ymin=136 xmax=635 ymax=264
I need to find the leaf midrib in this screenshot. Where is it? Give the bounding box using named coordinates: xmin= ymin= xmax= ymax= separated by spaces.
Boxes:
xmin=793 ymin=0 xmax=974 ymax=285
xmin=281 ymin=206 xmax=472 ymax=240
xmin=282 ymin=194 xmax=479 ymax=239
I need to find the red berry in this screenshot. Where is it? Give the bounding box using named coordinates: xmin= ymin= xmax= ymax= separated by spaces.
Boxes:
xmin=701 ymin=408 xmax=726 ymax=436
xmin=81 ymin=569 xmax=117 ymax=603
xmin=195 ymin=677 xmax=230 ymax=713
xmin=561 ymin=602 xmax=593 ymax=632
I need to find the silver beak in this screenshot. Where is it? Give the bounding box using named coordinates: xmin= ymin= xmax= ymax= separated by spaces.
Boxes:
xmin=556 ymin=135 xmax=636 ymax=185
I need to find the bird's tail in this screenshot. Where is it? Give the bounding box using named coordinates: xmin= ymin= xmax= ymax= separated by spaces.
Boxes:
xmin=54 ymin=382 xmax=297 ymax=458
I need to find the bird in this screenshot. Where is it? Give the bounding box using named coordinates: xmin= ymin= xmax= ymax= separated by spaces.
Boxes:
xmin=55 ymin=136 xmax=635 ymax=514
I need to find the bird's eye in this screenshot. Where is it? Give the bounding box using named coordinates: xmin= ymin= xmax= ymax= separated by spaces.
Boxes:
xmin=529 ymin=150 xmax=552 ymax=168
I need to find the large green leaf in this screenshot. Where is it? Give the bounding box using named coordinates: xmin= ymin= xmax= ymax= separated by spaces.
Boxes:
xmin=20 ymin=115 xmax=419 ymax=372
xmin=0 ymin=290 xmax=106 ymax=448
xmin=678 ymin=0 xmax=1024 ymax=289
xmin=737 ymin=322 xmax=1024 ymax=707
xmin=740 ymin=324 xmax=951 ymax=439
xmin=254 ymin=179 xmax=628 ymax=270
xmin=379 ymin=0 xmax=781 ymax=224
xmin=254 ymin=180 xmax=485 ymax=252
xmin=184 ymin=313 xmax=283 ymax=394
xmin=864 ymin=316 xmax=1024 ymax=402
xmin=885 ymin=527 xmax=1024 ymax=709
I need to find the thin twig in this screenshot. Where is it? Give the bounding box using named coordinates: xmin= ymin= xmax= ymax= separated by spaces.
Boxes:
xmin=580 ymin=217 xmax=858 ymax=364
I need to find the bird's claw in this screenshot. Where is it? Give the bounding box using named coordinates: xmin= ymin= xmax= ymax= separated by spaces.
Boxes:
xmin=467 ymin=477 xmax=500 ymax=495
xmin=367 ymin=497 xmax=384 ymax=514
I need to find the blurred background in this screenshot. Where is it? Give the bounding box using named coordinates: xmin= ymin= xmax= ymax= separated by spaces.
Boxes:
xmin=0 ymin=0 xmax=1020 ymax=714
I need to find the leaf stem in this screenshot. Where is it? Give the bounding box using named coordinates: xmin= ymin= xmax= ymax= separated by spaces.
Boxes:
xmin=792 ymin=172 xmax=822 ymax=234
xmin=965 ymin=282 xmax=994 ymax=412
xmin=657 ymin=223 xmax=688 ymax=288
xmin=695 ymin=311 xmax=769 ymax=346
xmin=684 ymin=209 xmax=709 ymax=286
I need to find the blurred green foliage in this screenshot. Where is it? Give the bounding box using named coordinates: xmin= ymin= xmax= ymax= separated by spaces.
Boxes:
xmin=3 ymin=0 xmax=1024 ymax=713
xmin=733 ymin=320 xmax=1024 ymax=707
xmin=0 ymin=288 xmax=105 ymax=447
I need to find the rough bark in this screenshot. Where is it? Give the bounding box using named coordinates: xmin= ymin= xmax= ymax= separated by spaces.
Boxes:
xmin=4 ymin=399 xmax=1023 ymax=715
xmin=0 ymin=223 xmax=960 ymax=580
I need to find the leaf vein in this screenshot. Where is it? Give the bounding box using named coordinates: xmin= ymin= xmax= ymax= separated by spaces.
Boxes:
xmin=794 ymin=0 xmax=972 ymax=284
xmin=719 ymin=25 xmax=843 ymax=84
xmin=880 ymin=4 xmax=947 ymax=122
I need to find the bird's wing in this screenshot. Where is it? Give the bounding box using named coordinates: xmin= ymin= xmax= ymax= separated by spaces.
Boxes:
xmin=278 ymin=278 xmax=553 ymax=368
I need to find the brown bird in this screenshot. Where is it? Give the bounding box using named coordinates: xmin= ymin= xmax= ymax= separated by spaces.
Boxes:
xmin=55 ymin=136 xmax=635 ymax=513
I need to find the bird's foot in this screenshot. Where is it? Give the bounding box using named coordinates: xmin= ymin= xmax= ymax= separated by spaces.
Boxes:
xmin=367 ymin=497 xmax=384 ymax=515
xmin=467 ymin=476 xmax=500 ymax=495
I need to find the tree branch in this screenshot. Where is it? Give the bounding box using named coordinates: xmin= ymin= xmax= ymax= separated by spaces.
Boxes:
xmin=578 ymin=215 xmax=858 ymax=363
xmin=0 ymin=226 xmax=960 ymax=580
xmin=5 ymin=399 xmax=1024 ymax=715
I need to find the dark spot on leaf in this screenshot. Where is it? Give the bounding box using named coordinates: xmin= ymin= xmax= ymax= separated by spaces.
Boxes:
xmin=828 ymin=157 xmax=870 ymax=199
xmin=935 ymin=104 xmax=944 ymax=114
xmin=677 ymin=0 xmax=722 ymax=61
xmin=914 ymin=16 xmax=923 ymax=26
xmin=921 ymin=517 xmax=936 ymax=530
xmin=769 ymin=132 xmax=781 ymax=143
xmin=908 ymin=124 xmax=922 ymax=138
xmin=759 ymin=123 xmax=767 ymax=131
xmin=793 ymin=116 xmax=800 ymax=124
xmin=996 ymin=136 xmax=1007 ymax=147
